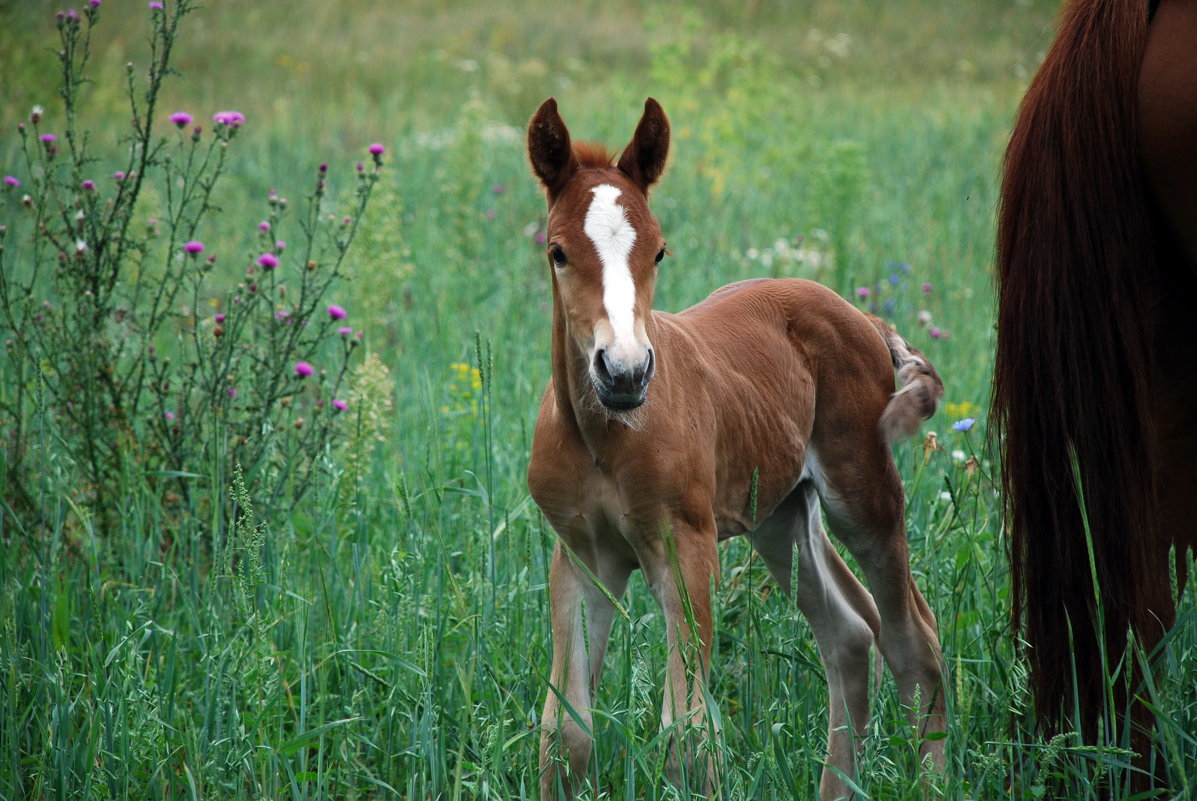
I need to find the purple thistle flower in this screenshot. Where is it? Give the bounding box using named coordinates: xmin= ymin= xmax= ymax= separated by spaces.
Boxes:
xmin=165 ymin=410 xmax=175 ymax=420
xmin=930 ymin=327 xmax=943 ymax=339
xmin=332 ymin=399 xmax=348 ymax=411
xmin=3 ymin=176 xmax=19 ymax=188
xmin=855 ymin=286 xmax=870 ymax=298
xmin=170 ymin=111 xmax=192 ymax=127
xmin=214 ymin=313 xmax=226 ymax=323
xmin=327 ymin=304 xmax=347 ymax=320
xmin=294 ymin=361 xmax=314 ymax=378
xmin=257 ymin=253 xmax=279 ymax=269
xmin=275 ymin=240 xmax=286 ymax=250
xmin=368 ymin=142 xmax=385 ymax=156
xmin=40 ymin=133 xmax=56 ymax=144
xmin=213 ymin=110 xmax=245 ymax=127
xmin=337 ymin=326 xmax=353 ymax=336
xmin=535 ymin=232 xmax=547 ymax=245
xmin=226 ymin=387 xmax=237 ymax=399
xmin=274 ymin=309 xmax=290 ymax=321
xmin=149 ymin=1 xmax=163 ymax=8
xmin=183 ymin=240 xmax=204 ymax=255
xmin=113 ymin=171 xmax=126 ymax=182
xmin=89 ymin=0 xmax=101 ymax=8
xmin=81 ymin=179 xmax=96 ymax=191
xmin=258 ymin=221 xmax=270 ymax=232
xmin=922 ymin=282 xmax=933 ymax=293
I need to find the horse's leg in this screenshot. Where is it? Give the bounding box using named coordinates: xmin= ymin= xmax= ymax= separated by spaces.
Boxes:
xmin=635 ymin=520 xmax=720 ymax=796
xmin=540 ymin=541 xmax=633 ymax=800
xmin=1141 ymin=0 xmax=1197 ymax=597
xmin=811 ymin=442 xmax=947 ymax=772
xmin=750 ymin=482 xmax=882 ymax=801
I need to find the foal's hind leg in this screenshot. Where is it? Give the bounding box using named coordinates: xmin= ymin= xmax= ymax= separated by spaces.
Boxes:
xmin=750 ymin=482 xmax=882 ymax=801
xmin=810 ymin=443 xmax=948 ymax=771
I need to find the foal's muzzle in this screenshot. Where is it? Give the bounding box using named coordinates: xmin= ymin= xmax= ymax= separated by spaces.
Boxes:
xmin=592 ymin=347 xmax=655 ymax=411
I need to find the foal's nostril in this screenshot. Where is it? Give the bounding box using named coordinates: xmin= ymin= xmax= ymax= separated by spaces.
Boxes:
xmin=638 ymin=348 xmax=655 ymax=387
xmin=593 ymin=348 xmax=614 ymax=388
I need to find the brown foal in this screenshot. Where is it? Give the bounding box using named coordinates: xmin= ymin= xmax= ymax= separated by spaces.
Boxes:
xmin=527 ymin=97 xmax=946 ymax=800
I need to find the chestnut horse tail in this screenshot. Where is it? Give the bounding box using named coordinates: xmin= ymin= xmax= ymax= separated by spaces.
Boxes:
xmin=871 ymin=317 xmax=944 ymax=444
xmin=993 ymin=0 xmax=1160 ymax=740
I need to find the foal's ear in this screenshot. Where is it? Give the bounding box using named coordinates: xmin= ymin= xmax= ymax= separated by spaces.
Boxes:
xmin=528 ymin=97 xmax=577 ymax=200
xmin=617 ymin=97 xmax=670 ymax=192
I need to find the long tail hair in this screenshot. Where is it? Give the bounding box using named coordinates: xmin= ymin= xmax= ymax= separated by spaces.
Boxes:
xmin=992 ymin=0 xmax=1161 ymax=739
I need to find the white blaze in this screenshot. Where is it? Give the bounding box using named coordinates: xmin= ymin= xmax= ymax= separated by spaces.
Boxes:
xmin=584 ymin=184 xmax=638 ymax=349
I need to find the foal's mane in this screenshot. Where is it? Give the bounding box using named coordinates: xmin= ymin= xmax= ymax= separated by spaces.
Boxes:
xmin=573 ymin=141 xmax=616 ymax=170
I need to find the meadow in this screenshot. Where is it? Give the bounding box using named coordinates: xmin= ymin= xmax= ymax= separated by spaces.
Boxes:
xmin=1 ymin=1 xmax=1194 ymax=799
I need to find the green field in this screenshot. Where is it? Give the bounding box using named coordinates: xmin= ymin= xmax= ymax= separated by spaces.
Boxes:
xmin=1 ymin=1 xmax=1194 ymax=798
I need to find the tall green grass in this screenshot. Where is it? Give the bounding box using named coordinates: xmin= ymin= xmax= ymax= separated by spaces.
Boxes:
xmin=1 ymin=1 xmax=1194 ymax=799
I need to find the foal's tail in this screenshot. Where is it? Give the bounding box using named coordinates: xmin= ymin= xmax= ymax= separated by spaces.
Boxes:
xmin=992 ymin=0 xmax=1160 ymax=743
xmin=870 ymin=317 xmax=943 ymax=444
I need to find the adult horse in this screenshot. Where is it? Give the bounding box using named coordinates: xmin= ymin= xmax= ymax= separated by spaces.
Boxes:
xmin=994 ymin=0 xmax=1197 ymax=788
xmin=526 ymin=97 xmax=947 ymax=800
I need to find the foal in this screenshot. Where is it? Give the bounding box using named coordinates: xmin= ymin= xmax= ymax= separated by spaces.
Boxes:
xmin=527 ymin=97 xmax=946 ymax=800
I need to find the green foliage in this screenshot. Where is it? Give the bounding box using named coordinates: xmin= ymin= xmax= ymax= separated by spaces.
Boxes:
xmin=0 ymin=2 xmax=381 ymax=535
xmin=0 ymin=0 xmax=1194 ymax=799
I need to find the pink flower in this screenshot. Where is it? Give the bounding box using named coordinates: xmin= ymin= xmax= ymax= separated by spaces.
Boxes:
xmin=257 ymin=253 xmax=279 ymax=269
xmin=226 ymin=387 xmax=237 ymax=399
xmin=258 ymin=221 xmax=270 ymax=232
xmin=856 ymin=287 xmax=870 ymax=298
xmin=922 ymin=282 xmax=933 ymax=293
xmin=327 ymin=304 xmax=346 ymax=320
xmin=3 ymin=176 xmax=19 ymax=188
xmin=81 ymin=180 xmax=96 ymax=191
xmin=930 ymin=327 xmax=942 ymax=339
xmin=149 ymin=1 xmax=163 ymax=8
xmin=214 ymin=313 xmax=226 ymax=323
xmin=368 ymin=142 xmax=385 ymax=156
xmin=40 ymin=133 xmax=56 ymax=144
xmin=113 ymin=171 xmax=126 ymax=182
xmin=337 ymin=326 xmax=353 ymax=336
xmin=295 ymin=361 xmax=314 ymax=377
xmin=170 ymin=112 xmax=192 ymax=127
xmin=274 ymin=240 xmax=286 ymax=250
xmin=332 ymin=399 xmax=348 ymax=411
xmin=164 ymin=410 xmax=175 ymax=420
xmin=213 ymin=111 xmax=245 ymax=127
xmin=183 ymin=240 xmax=204 ymax=255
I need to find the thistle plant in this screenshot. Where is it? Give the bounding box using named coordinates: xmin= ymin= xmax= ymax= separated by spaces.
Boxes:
xmin=0 ymin=1 xmax=384 ymax=533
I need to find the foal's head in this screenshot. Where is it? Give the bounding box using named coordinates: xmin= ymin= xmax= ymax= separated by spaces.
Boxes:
xmin=528 ymin=97 xmax=670 ymax=412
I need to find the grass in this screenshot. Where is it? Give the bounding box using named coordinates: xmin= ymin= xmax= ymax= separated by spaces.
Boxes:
xmin=1 ymin=0 xmax=1195 ymax=799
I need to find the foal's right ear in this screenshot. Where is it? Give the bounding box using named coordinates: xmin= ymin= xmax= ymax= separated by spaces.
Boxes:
xmin=528 ymin=97 xmax=577 ymax=201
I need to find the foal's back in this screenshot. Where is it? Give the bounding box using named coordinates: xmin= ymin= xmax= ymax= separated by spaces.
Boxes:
xmin=650 ymin=277 xmax=900 ymax=537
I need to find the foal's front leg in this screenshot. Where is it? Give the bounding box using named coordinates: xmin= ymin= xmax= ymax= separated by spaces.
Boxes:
xmin=638 ymin=522 xmax=721 ymax=796
xmin=540 ymin=542 xmax=631 ymax=800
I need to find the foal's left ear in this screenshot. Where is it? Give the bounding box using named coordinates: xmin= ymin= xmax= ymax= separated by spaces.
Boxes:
xmin=617 ymin=97 xmax=670 ymax=192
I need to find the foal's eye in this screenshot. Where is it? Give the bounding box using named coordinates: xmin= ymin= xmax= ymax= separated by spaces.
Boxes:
xmin=549 ymin=244 xmax=567 ymax=267
xmin=654 ymin=247 xmax=666 ymax=265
